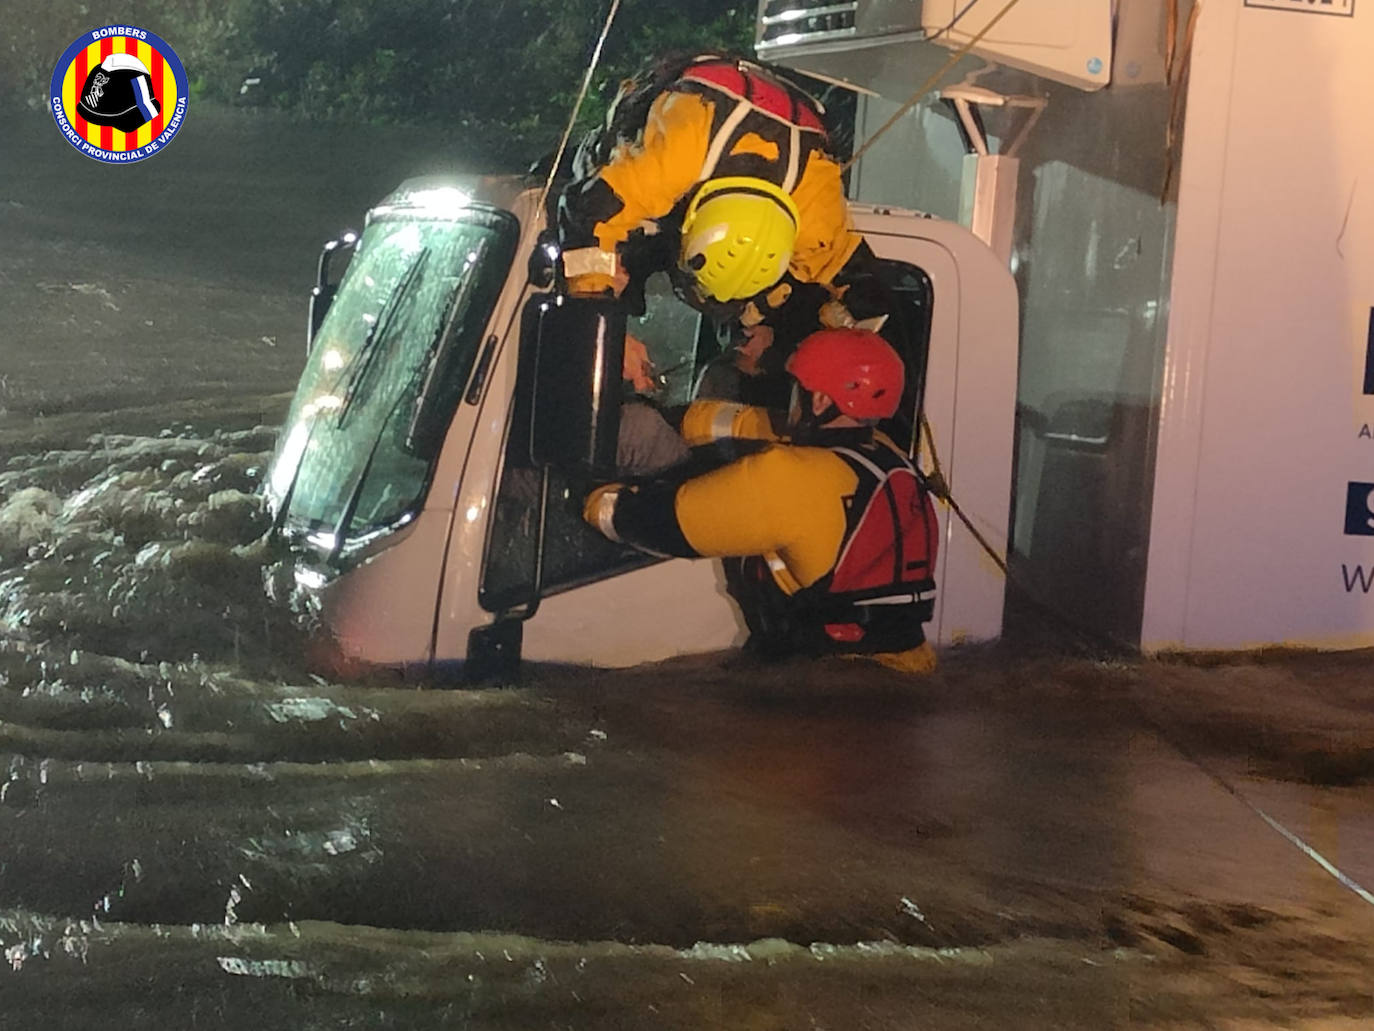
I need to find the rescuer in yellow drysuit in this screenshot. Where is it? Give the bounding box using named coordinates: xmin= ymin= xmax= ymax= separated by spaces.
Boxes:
xmin=584 ymin=328 xmax=939 ymax=672
xmin=558 ymin=52 xmax=889 ymax=339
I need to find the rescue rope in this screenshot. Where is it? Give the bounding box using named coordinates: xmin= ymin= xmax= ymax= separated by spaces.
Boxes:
xmin=916 ymin=412 xmax=1008 ymax=577
xmin=921 ymin=400 xmax=1374 ymax=912
xmin=537 ymin=0 xmax=624 ymax=217
xmin=917 ymin=412 xmax=1138 ymax=657
xmin=916 ymin=410 xmax=1131 ymax=658
xmin=841 ymin=0 xmax=1026 ymax=174
xmin=921 ymin=417 xmax=1374 ymax=915
xmin=926 ymin=0 xmax=988 ymax=45
xmin=1128 ymin=695 xmax=1374 ymax=912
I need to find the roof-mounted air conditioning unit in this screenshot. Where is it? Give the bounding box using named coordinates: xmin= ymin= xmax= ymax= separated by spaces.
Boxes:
xmin=757 ymin=0 xmax=1115 ymax=93
xmin=757 ymin=0 xmax=925 ymax=55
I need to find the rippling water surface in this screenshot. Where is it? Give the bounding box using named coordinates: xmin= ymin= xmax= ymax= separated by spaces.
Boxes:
xmin=0 ymin=411 xmax=1370 ymax=1031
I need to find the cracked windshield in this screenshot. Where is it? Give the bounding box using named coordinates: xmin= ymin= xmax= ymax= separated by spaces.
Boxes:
xmin=2 ymin=1 xmax=1373 ymax=1028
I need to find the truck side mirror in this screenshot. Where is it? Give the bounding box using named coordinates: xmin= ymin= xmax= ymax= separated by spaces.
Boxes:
xmin=307 ymin=231 xmax=358 ymax=353
xmin=525 ymin=293 xmax=625 ymax=476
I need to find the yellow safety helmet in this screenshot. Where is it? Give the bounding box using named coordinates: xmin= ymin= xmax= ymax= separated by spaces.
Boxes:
xmin=679 ymin=177 xmax=800 ymax=302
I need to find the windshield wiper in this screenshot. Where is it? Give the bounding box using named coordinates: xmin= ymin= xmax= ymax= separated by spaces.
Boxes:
xmin=335 ymin=249 xmax=431 ymax=426
xmin=326 ymin=385 xmax=414 ymax=564
xmin=404 ymin=239 xmax=493 ymax=448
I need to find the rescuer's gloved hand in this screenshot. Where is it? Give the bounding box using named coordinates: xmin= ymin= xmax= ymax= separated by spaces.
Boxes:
xmin=622 ymin=333 xmax=658 ymax=396
xmin=819 ymin=299 xmax=856 ymax=329
xmin=733 ymin=324 xmax=774 ymax=378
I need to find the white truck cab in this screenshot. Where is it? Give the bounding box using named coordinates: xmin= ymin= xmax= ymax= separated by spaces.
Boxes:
xmin=264 ymin=176 xmax=1017 ymax=679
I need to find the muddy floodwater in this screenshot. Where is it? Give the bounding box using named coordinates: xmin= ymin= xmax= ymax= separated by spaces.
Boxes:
xmin=3 ymin=107 xmax=1374 ymax=1029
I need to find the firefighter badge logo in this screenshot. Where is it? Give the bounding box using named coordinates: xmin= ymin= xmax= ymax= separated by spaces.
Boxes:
xmin=49 ymin=26 xmax=188 ymax=163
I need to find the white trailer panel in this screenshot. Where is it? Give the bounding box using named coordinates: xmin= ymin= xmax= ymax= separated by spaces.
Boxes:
xmin=1143 ymin=0 xmax=1374 ymax=650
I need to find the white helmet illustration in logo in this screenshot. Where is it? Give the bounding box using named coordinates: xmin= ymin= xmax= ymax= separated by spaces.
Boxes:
xmin=77 ymin=53 xmax=161 ymax=132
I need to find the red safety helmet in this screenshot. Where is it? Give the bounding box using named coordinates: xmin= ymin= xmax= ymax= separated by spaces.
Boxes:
xmin=785 ymin=328 xmax=905 ymax=420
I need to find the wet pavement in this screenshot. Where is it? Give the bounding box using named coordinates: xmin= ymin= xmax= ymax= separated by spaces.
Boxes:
xmin=3 ymin=106 xmax=1374 ymax=1028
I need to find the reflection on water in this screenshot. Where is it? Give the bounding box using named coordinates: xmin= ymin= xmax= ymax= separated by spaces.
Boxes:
xmin=0 ymin=416 xmax=1077 ymax=935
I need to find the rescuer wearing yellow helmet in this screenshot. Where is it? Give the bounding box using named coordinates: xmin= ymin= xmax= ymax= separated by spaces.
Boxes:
xmin=678 ymin=176 xmax=801 ymax=304
xmin=557 ymin=53 xmax=885 ymax=334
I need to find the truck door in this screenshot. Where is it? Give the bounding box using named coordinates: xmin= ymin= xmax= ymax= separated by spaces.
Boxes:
xmin=473 ymin=272 xmax=747 ymax=668
xmin=473 ymin=212 xmax=1010 ymax=666
xmin=478 ymin=274 xmax=707 ymax=608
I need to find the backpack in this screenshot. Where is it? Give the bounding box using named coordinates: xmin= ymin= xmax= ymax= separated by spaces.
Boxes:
xmin=571 ymin=51 xmax=829 ymax=180
xmin=826 ymin=447 xmax=939 ymax=603
xmin=723 ymin=443 xmax=938 ymax=659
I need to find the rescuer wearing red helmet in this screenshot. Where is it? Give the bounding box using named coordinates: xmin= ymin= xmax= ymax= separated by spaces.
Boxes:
xmin=584 ymin=329 xmax=940 ymax=672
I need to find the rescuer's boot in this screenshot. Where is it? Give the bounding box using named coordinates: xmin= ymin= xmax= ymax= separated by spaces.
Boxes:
xmin=866 ymin=641 xmax=938 ymax=675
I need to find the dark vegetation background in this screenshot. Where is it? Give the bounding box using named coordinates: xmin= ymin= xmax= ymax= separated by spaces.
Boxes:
xmin=5 ymin=0 xmax=756 ymax=164
xmin=0 ymin=2 xmax=760 ymax=421
xmin=0 ymin=0 xmax=862 ymax=423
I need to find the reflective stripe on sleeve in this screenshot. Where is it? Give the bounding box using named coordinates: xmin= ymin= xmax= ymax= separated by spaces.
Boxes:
xmin=712 ymin=403 xmax=748 ymax=442
xmin=563 ymin=247 xmax=619 ymax=279
xmin=782 ymin=122 xmax=801 ymax=193
xmin=595 ymin=489 xmax=622 ymax=543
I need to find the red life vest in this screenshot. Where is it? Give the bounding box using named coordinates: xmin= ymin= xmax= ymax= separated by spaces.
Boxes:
xmin=808 ymin=441 xmax=939 ymax=645
xmin=827 ymin=444 xmax=938 ymax=599
xmin=571 ymin=52 xmax=827 ymax=184
xmin=725 ymin=437 xmax=938 ymax=656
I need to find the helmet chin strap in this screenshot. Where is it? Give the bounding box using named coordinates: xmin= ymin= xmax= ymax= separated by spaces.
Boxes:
xmin=669 ymin=266 xmax=743 ymax=323
xmin=787 ymin=385 xmax=841 ymax=443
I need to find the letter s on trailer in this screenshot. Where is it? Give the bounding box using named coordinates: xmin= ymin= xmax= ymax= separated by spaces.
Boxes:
xmin=263 ymin=177 xmax=1017 ymax=680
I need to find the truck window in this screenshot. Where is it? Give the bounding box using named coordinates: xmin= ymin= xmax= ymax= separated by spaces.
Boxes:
xmin=872 ymin=258 xmax=935 ymax=454
xmin=267 ymin=206 xmax=518 ymax=555
xmin=624 ymin=273 xmax=705 ymax=406
xmin=480 ymin=275 xmax=704 ymax=612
